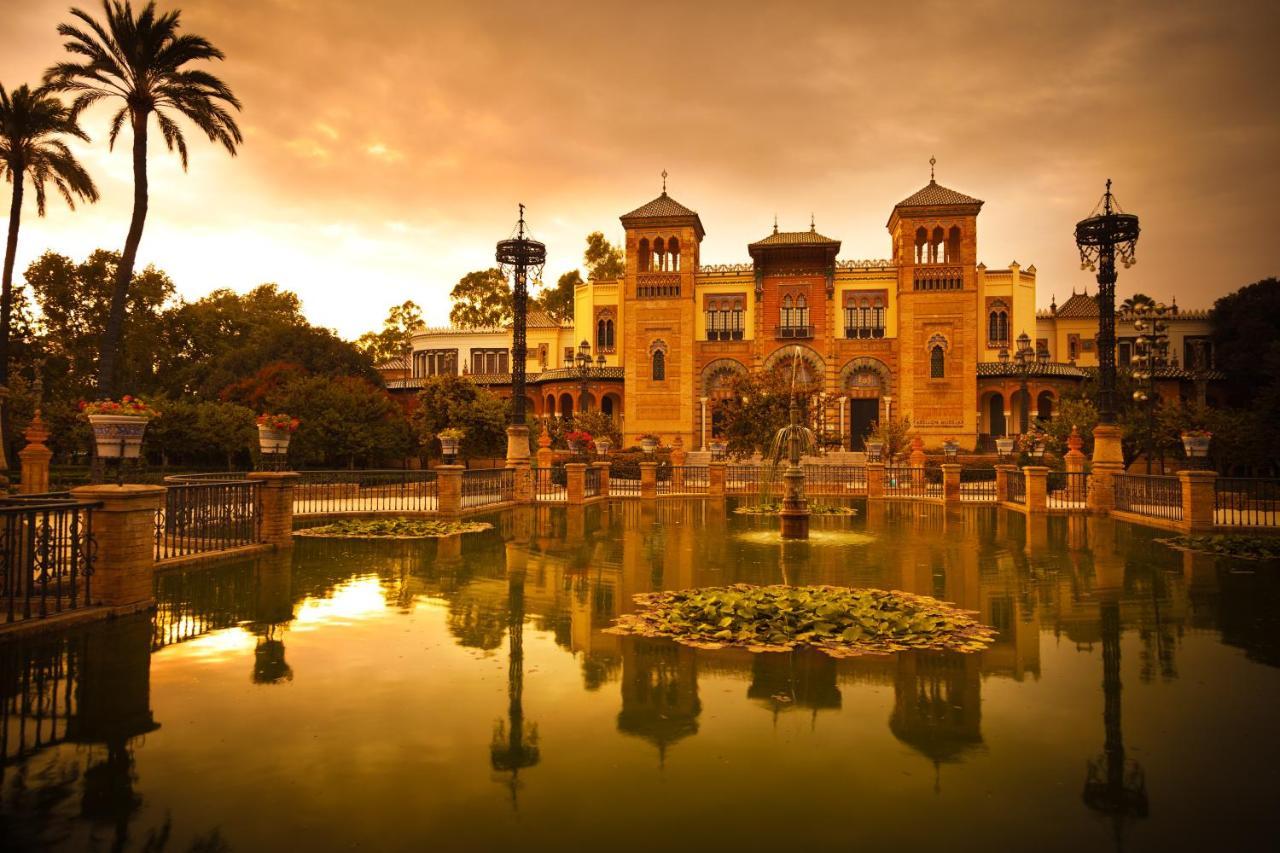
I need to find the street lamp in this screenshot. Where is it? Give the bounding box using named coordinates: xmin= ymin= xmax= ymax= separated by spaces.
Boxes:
xmin=943 ymin=439 xmax=959 ymax=461
xmin=1075 ymin=180 xmax=1140 ymax=425
xmin=1000 ymin=331 xmax=1037 ymax=436
xmin=574 ymin=339 xmax=606 ymax=415
xmin=1131 ymin=301 xmax=1171 ymax=473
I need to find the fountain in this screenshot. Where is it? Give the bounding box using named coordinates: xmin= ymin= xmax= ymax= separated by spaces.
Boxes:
xmin=771 ymin=346 xmax=816 ymax=539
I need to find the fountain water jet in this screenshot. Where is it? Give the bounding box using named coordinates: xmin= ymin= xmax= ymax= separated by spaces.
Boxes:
xmin=770 ymin=346 xmax=816 ymax=539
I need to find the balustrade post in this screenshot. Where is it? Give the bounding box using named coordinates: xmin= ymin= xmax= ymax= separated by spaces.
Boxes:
xmin=1178 ymin=470 xmax=1217 ymax=533
xmin=17 ymin=411 xmax=53 ymax=494
xmin=594 ymin=461 xmax=611 ymax=497
xmin=69 ymin=484 xmax=165 ymax=608
xmin=942 ymin=463 xmax=962 ymax=504
xmin=436 ymin=465 xmax=463 ymax=516
xmin=566 ymin=462 xmax=587 ymax=505
xmin=708 ymin=462 xmax=726 ymax=497
xmin=1087 ymin=424 xmax=1124 ymax=514
xmin=866 ymin=462 xmax=885 ymax=499
xmin=909 ymin=436 xmax=926 ymax=470
xmin=995 ymin=464 xmax=1014 ymax=504
xmin=640 ymin=462 xmax=658 ymax=500
xmin=509 ymin=461 xmax=533 ymax=504
xmin=248 ymin=471 xmax=300 ymax=548
xmin=1023 ymin=465 xmax=1049 ymax=514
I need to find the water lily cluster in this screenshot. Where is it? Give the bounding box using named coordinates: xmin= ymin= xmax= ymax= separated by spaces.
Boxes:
xmin=734 ymin=501 xmax=856 ymax=516
xmin=257 ymin=413 xmax=300 ymax=432
xmin=1159 ymin=534 xmax=1280 ymax=560
xmin=79 ymin=395 xmax=161 ymax=418
xmin=608 ymin=584 xmax=997 ymax=658
xmin=294 ymin=517 xmax=491 ymax=539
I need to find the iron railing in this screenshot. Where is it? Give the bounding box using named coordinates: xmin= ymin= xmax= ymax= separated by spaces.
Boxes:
xmin=461 ymin=469 xmax=513 ymax=508
xmin=803 ymin=465 xmax=867 ymax=496
xmin=584 ymin=466 xmax=601 ymax=498
xmin=1047 ymin=471 xmax=1090 ymax=510
xmin=663 ymin=466 xmax=708 ymax=494
xmin=1006 ymin=470 xmax=1027 ymax=505
xmin=1 ymin=497 xmax=99 ymax=624
xmin=1214 ymin=477 xmax=1280 ymax=527
xmin=0 ymin=631 xmax=78 ymax=764
xmin=534 ymin=466 xmax=565 ymax=501
xmin=156 ymin=480 xmax=260 ymax=561
xmin=1114 ymin=474 xmax=1182 ymax=521
xmin=960 ymin=468 xmax=997 ymax=502
xmin=885 ymin=467 xmax=930 ymax=497
xmin=286 ymin=470 xmax=439 ymax=515
xmin=607 ymin=462 xmax=641 ymax=496
xmin=726 ymin=465 xmax=762 ymax=494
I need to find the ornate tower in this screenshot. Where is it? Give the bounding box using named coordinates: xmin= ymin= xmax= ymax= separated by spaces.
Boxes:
xmin=887 ymin=161 xmax=984 ymax=448
xmin=618 ymin=177 xmax=705 ymax=446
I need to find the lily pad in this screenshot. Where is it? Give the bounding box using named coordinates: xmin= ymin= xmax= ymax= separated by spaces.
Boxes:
xmin=1157 ymin=534 xmax=1280 ymax=561
xmin=606 ymin=584 xmax=997 ymax=658
xmin=294 ymin=518 xmax=492 ymax=539
xmin=734 ymin=501 xmax=857 ymax=516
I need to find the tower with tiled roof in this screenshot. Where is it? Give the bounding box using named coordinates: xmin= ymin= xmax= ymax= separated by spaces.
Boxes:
xmin=887 ymin=159 xmax=984 ymax=443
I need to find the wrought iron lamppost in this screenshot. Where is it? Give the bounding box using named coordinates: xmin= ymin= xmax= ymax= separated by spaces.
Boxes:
xmin=1130 ymin=301 xmax=1171 ymax=474
xmin=573 ymin=339 xmax=606 ymax=415
xmin=496 ymin=205 xmax=547 ymax=466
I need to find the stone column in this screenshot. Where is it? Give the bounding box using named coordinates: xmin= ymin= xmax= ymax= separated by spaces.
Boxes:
xmin=594 ymin=461 xmax=611 ymax=497
xmin=69 ymin=484 xmax=165 ymax=608
xmin=17 ymin=410 xmax=53 ymax=494
xmin=535 ymin=432 xmax=554 ymax=470
xmin=640 ymin=462 xmax=657 ymax=500
xmin=838 ymin=396 xmax=846 ymax=448
xmin=866 ymin=462 xmax=885 ymax=498
xmin=1024 ymin=465 xmax=1049 ymax=514
xmin=509 ymin=461 xmax=533 ymax=504
xmin=708 ymin=461 xmax=726 ymax=497
xmin=566 ymin=462 xmax=586 ymax=504
xmin=670 ymin=438 xmax=686 ymax=492
xmin=942 ymin=463 xmax=962 ymax=504
xmin=436 ymin=465 xmax=463 ymax=516
xmin=699 ymin=397 xmax=708 ymax=451
xmin=995 ymin=464 xmax=1014 ymax=504
xmin=1088 ymin=424 xmax=1124 ymax=514
xmin=248 ymin=472 xmax=300 ymax=548
xmin=506 ymin=424 xmax=531 ymax=466
xmin=1178 ymin=470 xmax=1217 ymax=533
xmin=909 ymin=435 xmax=926 ymax=469
xmin=1064 ymin=425 xmax=1086 ymax=474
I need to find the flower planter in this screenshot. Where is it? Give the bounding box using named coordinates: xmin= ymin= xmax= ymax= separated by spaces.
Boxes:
xmin=709 ymin=439 xmax=727 ymax=459
xmin=640 ymin=437 xmax=658 ymax=455
xmin=595 ymin=438 xmax=613 ymax=455
xmin=439 ymin=435 xmax=460 ymax=461
xmin=258 ymin=425 xmax=292 ymax=455
xmin=1181 ymin=432 xmax=1211 ymax=460
xmin=87 ymin=414 xmax=149 ymax=459
xmin=566 ymin=440 xmax=581 ymax=454
xmin=995 ymin=437 xmax=1016 ymax=459
xmin=864 ymin=440 xmax=884 ymax=462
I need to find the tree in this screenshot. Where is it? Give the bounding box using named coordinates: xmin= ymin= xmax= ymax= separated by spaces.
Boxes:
xmin=412 ymin=375 xmax=508 ymax=460
xmin=357 ymin=300 xmax=423 ymax=364
xmin=584 ymin=232 xmax=625 ymax=281
xmin=536 ymin=270 xmax=580 ymax=323
xmin=45 ymin=0 xmax=243 ymax=396
xmin=714 ymin=370 xmax=818 ymax=459
xmin=449 ymin=268 xmax=510 ymax=328
xmin=268 ymin=374 xmax=412 ymax=468
xmin=1119 ymin=293 xmax=1155 ymax=312
xmin=0 ymin=83 xmax=98 ymax=454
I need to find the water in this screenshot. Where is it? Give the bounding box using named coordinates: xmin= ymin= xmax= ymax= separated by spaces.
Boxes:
xmin=3 ymin=500 xmax=1279 ymax=852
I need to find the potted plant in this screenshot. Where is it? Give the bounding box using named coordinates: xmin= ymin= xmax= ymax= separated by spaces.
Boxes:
xmin=709 ymin=438 xmax=727 ymax=459
xmin=864 ymin=439 xmax=884 ymax=462
xmin=565 ymin=429 xmax=593 ymax=454
xmin=594 ymin=436 xmax=613 ymax=455
xmin=81 ymin=396 xmax=159 ymax=459
xmin=438 ymin=427 xmax=465 ymax=463
xmin=995 ymin=436 xmax=1016 ymax=460
xmin=1180 ymin=428 xmax=1212 ymax=465
xmin=639 ymin=433 xmax=660 ymax=455
xmin=257 ymin=413 xmax=299 ymax=456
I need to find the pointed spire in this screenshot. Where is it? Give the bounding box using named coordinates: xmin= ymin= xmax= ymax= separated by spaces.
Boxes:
xmin=773 ymin=214 xmax=778 ymax=235
xmin=661 ymin=169 xmax=668 ymax=195
xmin=809 ymin=213 xmax=815 ymax=233
xmin=929 ymin=155 xmax=936 ymax=183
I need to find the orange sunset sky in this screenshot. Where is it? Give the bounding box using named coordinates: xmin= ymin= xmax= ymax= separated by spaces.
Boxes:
xmin=3 ymin=0 xmax=1278 ymax=339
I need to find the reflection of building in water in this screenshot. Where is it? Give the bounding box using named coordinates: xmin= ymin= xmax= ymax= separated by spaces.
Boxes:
xmin=747 ymin=649 xmax=841 ymax=723
xmin=250 ymin=551 xmax=296 ymax=685
xmin=890 ymin=651 xmax=983 ymax=789
xmin=490 ymin=553 xmax=540 ymax=807
xmin=617 ymin=637 xmax=701 ymax=765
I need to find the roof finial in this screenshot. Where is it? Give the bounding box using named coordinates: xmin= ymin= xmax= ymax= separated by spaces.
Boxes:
xmin=929 ymin=156 xmax=936 ymax=182
xmin=517 ymin=202 xmax=525 ymax=238
xmin=1104 ymin=177 xmax=1113 ymax=215
xmin=773 ymin=214 xmax=778 ymax=235
xmin=661 ymin=169 xmax=668 ymax=195
xmin=809 ymin=213 xmax=815 ymax=232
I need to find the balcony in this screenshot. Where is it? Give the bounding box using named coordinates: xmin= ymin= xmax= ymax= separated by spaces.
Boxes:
xmin=844 ymin=327 xmax=886 ymax=340
xmin=706 ymin=330 xmax=745 ymax=342
xmin=775 ymin=325 xmax=814 ymax=340
xmin=636 ymin=273 xmax=681 ymax=298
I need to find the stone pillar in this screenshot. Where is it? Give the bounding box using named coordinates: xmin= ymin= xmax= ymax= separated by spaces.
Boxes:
xmin=708 ymin=461 xmax=726 ymax=497
xmin=670 ymin=438 xmax=686 ymax=492
xmin=995 ymin=464 xmax=1014 ymax=504
xmin=1179 ymin=470 xmax=1217 ymax=533
xmin=594 ymin=461 xmax=611 ymax=497
xmin=699 ymin=397 xmax=708 ymax=451
xmin=640 ymin=462 xmax=657 ymax=500
xmin=866 ymin=462 xmax=885 ymax=498
xmin=1064 ymin=425 xmax=1086 ymax=475
xmin=535 ymin=431 xmax=554 ymax=470
xmin=505 ymin=424 xmax=530 ymax=465
xmin=1024 ymin=465 xmax=1049 ymax=514
xmin=248 ymin=472 xmax=300 ymax=548
xmin=69 ymin=484 xmax=165 ymax=608
xmin=436 ymin=465 xmax=463 ymax=516
xmin=909 ymin=435 xmax=926 ymax=469
xmin=18 ymin=410 xmax=53 ymax=494
xmin=509 ymin=461 xmax=533 ymax=504
xmin=1088 ymin=424 xmax=1124 ymax=514
xmin=942 ymin=463 xmax=962 ymax=504
xmin=566 ymin=462 xmax=587 ymax=504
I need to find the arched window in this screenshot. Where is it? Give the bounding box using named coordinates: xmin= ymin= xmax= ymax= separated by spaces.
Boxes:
xmin=947 ymin=226 xmax=961 ymax=263
xmin=796 ymin=295 xmax=809 ymax=329
xmin=782 ymin=295 xmax=794 ymax=329
xmin=915 ymin=227 xmax=928 ymax=264
xmin=606 ymin=319 xmax=615 ymax=350
xmin=859 ymin=298 xmax=871 ymax=338
xmin=597 ymin=318 xmax=608 ymax=351
xmin=652 ymin=349 xmax=665 ymax=381
xmin=653 ymin=237 xmax=665 ymax=271
xmin=932 ymin=226 xmax=945 ymax=264
xmin=668 ymin=236 xmax=680 ymax=271
xmin=638 ymin=238 xmax=650 ymax=272
xmin=988 ymin=301 xmax=1009 ymax=346
xmin=732 ymin=300 xmax=744 ymax=339
xmin=872 ymin=297 xmax=885 ymax=337
xmin=931 ymin=345 xmax=945 ymax=378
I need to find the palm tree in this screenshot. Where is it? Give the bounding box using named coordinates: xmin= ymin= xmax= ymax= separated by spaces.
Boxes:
xmin=44 ymin=0 xmax=242 ymax=397
xmin=1120 ymin=293 xmax=1154 ymax=313
xmin=0 ymin=83 xmax=99 ymax=459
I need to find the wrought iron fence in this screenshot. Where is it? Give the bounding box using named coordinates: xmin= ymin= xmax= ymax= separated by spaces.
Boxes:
xmin=607 ymin=461 xmax=640 ymax=496
xmin=666 ymin=466 xmax=709 ymax=494
xmin=1 ymin=631 xmax=78 ymax=764
xmin=1114 ymin=474 xmax=1182 ymax=521
xmin=584 ymin=466 xmax=602 ymax=498
xmin=726 ymin=465 xmax=763 ymax=495
xmin=1214 ymin=477 xmax=1280 ymax=527
xmin=2 ymin=497 xmax=99 ymax=624
xmin=156 ymin=480 xmax=260 ymax=561
xmin=1006 ymin=470 xmax=1027 ymax=505
xmin=885 ymin=467 xmax=929 ymax=497
xmin=289 ymin=470 xmax=437 ymax=515
xmin=803 ymin=465 xmax=866 ymax=496
xmin=534 ymin=466 xmax=566 ymax=501
xmin=1047 ymin=471 xmax=1090 ymax=510
xmin=960 ymin=468 xmax=997 ymax=502
xmin=461 ymin=469 xmax=513 ymax=508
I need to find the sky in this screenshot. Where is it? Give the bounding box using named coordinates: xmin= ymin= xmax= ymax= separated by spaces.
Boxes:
xmin=2 ymin=0 xmax=1278 ymax=339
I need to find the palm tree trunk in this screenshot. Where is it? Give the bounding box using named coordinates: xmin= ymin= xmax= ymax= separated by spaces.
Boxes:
xmin=0 ymin=166 xmax=24 ymax=477
xmin=97 ymin=111 xmax=149 ymax=398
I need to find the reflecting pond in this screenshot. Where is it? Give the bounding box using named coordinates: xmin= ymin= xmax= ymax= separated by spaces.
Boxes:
xmin=4 ymin=500 xmax=1280 ymax=852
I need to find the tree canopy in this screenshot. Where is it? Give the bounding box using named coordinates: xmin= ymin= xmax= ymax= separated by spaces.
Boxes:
xmin=536 ymin=270 xmax=580 ymax=323
xmin=449 ymin=268 xmax=510 ymax=328
xmin=584 ymin=232 xmax=625 ymax=281
xmin=357 ymin=300 xmax=423 ymax=365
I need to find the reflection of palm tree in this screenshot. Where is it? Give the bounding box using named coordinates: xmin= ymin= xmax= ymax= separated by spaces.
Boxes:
xmin=1082 ymin=602 xmax=1148 ymax=849
xmin=490 ymin=569 xmax=539 ymax=807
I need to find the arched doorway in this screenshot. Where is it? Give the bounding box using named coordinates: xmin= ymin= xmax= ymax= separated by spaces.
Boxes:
xmin=987 ymin=393 xmax=1006 ymax=438
xmin=559 ymin=393 xmax=574 ymax=418
xmin=546 ymin=394 xmax=557 ymax=417
xmin=839 ymin=357 xmax=891 ymax=451
xmin=1037 ymin=391 xmax=1055 ymax=421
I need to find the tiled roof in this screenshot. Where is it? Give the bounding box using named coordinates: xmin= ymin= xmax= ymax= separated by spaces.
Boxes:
xmin=521 ymin=309 xmax=569 ymax=329
xmin=749 ymin=229 xmax=840 ymax=249
xmin=532 ymin=366 xmax=625 ymax=383
xmin=1055 ymin=292 xmax=1099 ymax=318
xmin=895 ymin=180 xmax=983 ymax=209
xmin=977 ymin=362 xmax=1088 ymax=379
xmin=376 ymin=355 xmax=408 ymax=371
xmin=620 ymin=192 xmax=706 ymax=239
